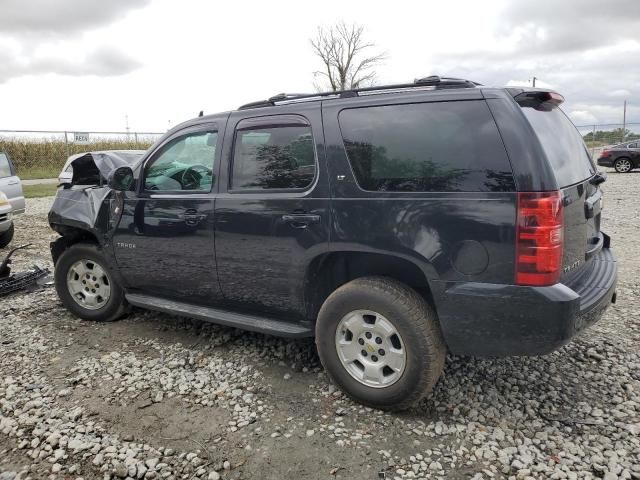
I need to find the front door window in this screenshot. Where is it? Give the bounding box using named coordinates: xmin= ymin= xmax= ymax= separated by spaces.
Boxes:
xmin=145 ymin=131 xmax=218 ymax=191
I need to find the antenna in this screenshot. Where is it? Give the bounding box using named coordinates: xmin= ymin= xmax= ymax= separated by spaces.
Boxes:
xmin=198 ymin=110 xmax=204 ymax=117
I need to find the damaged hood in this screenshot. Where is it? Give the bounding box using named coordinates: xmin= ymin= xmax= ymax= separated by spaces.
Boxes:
xmin=69 ymin=150 xmax=145 ymax=184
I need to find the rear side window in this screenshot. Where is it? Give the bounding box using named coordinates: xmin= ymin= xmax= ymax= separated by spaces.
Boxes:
xmin=520 ymin=106 xmax=595 ymax=187
xmin=338 ymin=100 xmax=514 ymax=192
xmin=0 ymin=153 xmax=12 ymax=178
xmin=232 ymin=126 xmax=315 ymax=190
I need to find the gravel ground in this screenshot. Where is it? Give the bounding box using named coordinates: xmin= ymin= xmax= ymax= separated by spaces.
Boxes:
xmin=1 ymin=171 xmax=639 ymax=480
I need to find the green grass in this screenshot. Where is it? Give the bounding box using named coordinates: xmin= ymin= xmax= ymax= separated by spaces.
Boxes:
xmin=23 ymin=184 xmax=58 ymax=198
xmin=19 ymin=166 xmax=61 ymax=180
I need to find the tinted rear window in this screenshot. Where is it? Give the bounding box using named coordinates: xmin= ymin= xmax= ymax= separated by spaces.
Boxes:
xmin=521 ymin=106 xmax=595 ymax=187
xmin=338 ymin=100 xmax=514 ymax=192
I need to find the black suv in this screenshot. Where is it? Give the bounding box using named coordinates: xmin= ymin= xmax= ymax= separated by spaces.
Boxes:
xmin=49 ymin=77 xmax=617 ymax=410
xmin=597 ymin=141 xmax=640 ymax=173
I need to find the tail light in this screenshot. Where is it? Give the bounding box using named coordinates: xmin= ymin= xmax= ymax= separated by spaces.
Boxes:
xmin=600 ymin=149 xmax=610 ymax=157
xmin=515 ymin=191 xmax=563 ymax=286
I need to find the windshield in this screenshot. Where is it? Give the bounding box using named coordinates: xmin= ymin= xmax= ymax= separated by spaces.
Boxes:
xmin=521 ymin=105 xmax=595 ymax=187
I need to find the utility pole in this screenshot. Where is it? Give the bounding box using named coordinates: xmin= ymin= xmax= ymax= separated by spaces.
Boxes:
xmin=125 ymin=114 xmax=130 ymax=140
xmin=622 ymin=100 xmax=627 ymax=143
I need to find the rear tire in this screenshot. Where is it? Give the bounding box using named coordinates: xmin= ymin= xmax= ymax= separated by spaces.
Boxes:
xmin=0 ymin=223 xmax=14 ymax=248
xmin=614 ymin=157 xmax=632 ymax=173
xmin=55 ymin=242 xmax=127 ymax=322
xmin=315 ymin=276 xmax=446 ymax=411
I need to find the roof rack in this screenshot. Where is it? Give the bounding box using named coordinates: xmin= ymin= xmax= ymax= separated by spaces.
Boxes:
xmin=238 ymin=75 xmax=480 ymax=110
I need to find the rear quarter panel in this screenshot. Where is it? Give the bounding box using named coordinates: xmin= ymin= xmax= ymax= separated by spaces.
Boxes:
xmin=322 ymin=92 xmax=518 ymax=287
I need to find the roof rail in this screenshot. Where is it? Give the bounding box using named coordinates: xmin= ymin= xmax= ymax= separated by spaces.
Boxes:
xmin=238 ymin=76 xmax=480 ymax=110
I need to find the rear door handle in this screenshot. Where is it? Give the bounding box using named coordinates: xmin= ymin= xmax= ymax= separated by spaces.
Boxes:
xmin=282 ymin=214 xmax=321 ymax=228
xmin=7 ymin=181 xmax=19 ymax=185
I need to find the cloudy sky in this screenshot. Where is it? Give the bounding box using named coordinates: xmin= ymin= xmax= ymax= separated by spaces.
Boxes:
xmin=0 ymin=0 xmax=637 ymax=133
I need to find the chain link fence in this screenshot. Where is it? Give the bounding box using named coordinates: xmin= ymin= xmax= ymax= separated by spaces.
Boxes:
xmin=575 ymin=122 xmax=640 ymax=158
xmin=0 ymin=130 xmax=164 ymax=179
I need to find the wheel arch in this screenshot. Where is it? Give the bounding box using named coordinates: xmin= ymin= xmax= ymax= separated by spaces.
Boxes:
xmin=50 ymin=225 xmax=100 ymax=265
xmin=304 ymin=250 xmax=437 ymax=323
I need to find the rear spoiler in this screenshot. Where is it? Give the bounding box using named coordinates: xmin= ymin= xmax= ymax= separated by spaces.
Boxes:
xmin=507 ymin=88 xmax=565 ymax=111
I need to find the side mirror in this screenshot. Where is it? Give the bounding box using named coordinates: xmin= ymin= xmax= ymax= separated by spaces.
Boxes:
xmin=108 ymin=166 xmax=135 ymax=191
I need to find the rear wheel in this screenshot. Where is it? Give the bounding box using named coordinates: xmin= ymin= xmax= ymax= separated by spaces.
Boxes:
xmin=614 ymin=157 xmax=632 ymax=173
xmin=55 ymin=243 xmax=127 ymax=322
xmin=0 ymin=223 xmax=14 ymax=248
xmin=315 ymin=277 xmax=446 ymax=410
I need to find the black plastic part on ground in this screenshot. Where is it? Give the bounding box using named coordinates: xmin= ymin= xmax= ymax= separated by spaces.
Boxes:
xmin=0 ymin=266 xmax=50 ymax=297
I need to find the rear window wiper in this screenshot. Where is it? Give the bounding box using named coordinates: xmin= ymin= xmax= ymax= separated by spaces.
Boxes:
xmin=590 ymin=172 xmax=607 ymax=186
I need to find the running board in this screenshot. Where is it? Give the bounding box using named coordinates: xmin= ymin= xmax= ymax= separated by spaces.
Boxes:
xmin=125 ymin=293 xmax=313 ymax=338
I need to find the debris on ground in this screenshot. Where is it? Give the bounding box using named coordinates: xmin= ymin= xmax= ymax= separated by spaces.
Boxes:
xmin=0 ymin=244 xmax=50 ymax=297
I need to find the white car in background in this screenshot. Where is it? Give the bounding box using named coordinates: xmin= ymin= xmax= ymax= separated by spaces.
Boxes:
xmin=57 ymin=150 xmax=147 ymax=186
xmin=0 ymin=152 xmax=25 ymax=248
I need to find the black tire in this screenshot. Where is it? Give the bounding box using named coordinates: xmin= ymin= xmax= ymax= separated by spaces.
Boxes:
xmin=55 ymin=242 xmax=127 ymax=322
xmin=0 ymin=222 xmax=14 ymax=249
xmin=315 ymin=276 xmax=446 ymax=411
xmin=614 ymin=157 xmax=633 ymax=173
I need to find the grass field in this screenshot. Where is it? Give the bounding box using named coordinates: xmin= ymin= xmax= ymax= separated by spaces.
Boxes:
xmin=1 ymin=137 xmax=155 ymax=180
xmin=22 ymin=184 xmax=58 ymax=198
xmin=19 ymin=166 xmax=61 ymax=180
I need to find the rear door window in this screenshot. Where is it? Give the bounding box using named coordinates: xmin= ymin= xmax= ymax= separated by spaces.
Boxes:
xmin=520 ymin=106 xmax=595 ymax=187
xmin=338 ymin=100 xmax=514 ymax=192
xmin=231 ymin=125 xmax=316 ymax=190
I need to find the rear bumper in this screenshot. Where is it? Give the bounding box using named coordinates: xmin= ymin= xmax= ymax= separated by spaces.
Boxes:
xmin=433 ymin=244 xmax=617 ymax=357
xmin=597 ymin=157 xmax=614 ymax=167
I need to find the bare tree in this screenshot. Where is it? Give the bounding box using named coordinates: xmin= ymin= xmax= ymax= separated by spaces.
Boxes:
xmin=310 ymin=22 xmax=386 ymax=92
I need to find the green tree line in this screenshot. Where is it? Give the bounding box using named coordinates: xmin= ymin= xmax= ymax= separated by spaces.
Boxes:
xmin=582 ymin=128 xmax=640 ymax=145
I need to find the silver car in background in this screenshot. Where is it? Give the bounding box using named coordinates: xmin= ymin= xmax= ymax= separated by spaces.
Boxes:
xmin=0 ymin=152 xmax=25 ymax=248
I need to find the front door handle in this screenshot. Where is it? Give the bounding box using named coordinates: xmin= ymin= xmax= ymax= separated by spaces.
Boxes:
xmin=282 ymin=214 xmax=321 ymax=228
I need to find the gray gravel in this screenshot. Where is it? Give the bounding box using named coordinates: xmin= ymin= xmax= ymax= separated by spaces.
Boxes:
xmin=1 ymin=170 xmax=639 ymax=479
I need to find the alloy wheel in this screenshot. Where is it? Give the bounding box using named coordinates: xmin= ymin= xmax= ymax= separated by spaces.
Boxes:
xmin=335 ymin=309 xmax=406 ymax=388
xmin=615 ymin=158 xmax=632 ymax=173
xmin=66 ymin=259 xmax=111 ymax=310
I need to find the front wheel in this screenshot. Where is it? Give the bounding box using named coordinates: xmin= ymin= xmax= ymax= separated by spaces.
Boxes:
xmin=614 ymin=157 xmax=632 ymax=173
xmin=55 ymin=242 xmax=127 ymax=322
xmin=315 ymin=277 xmax=446 ymax=411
